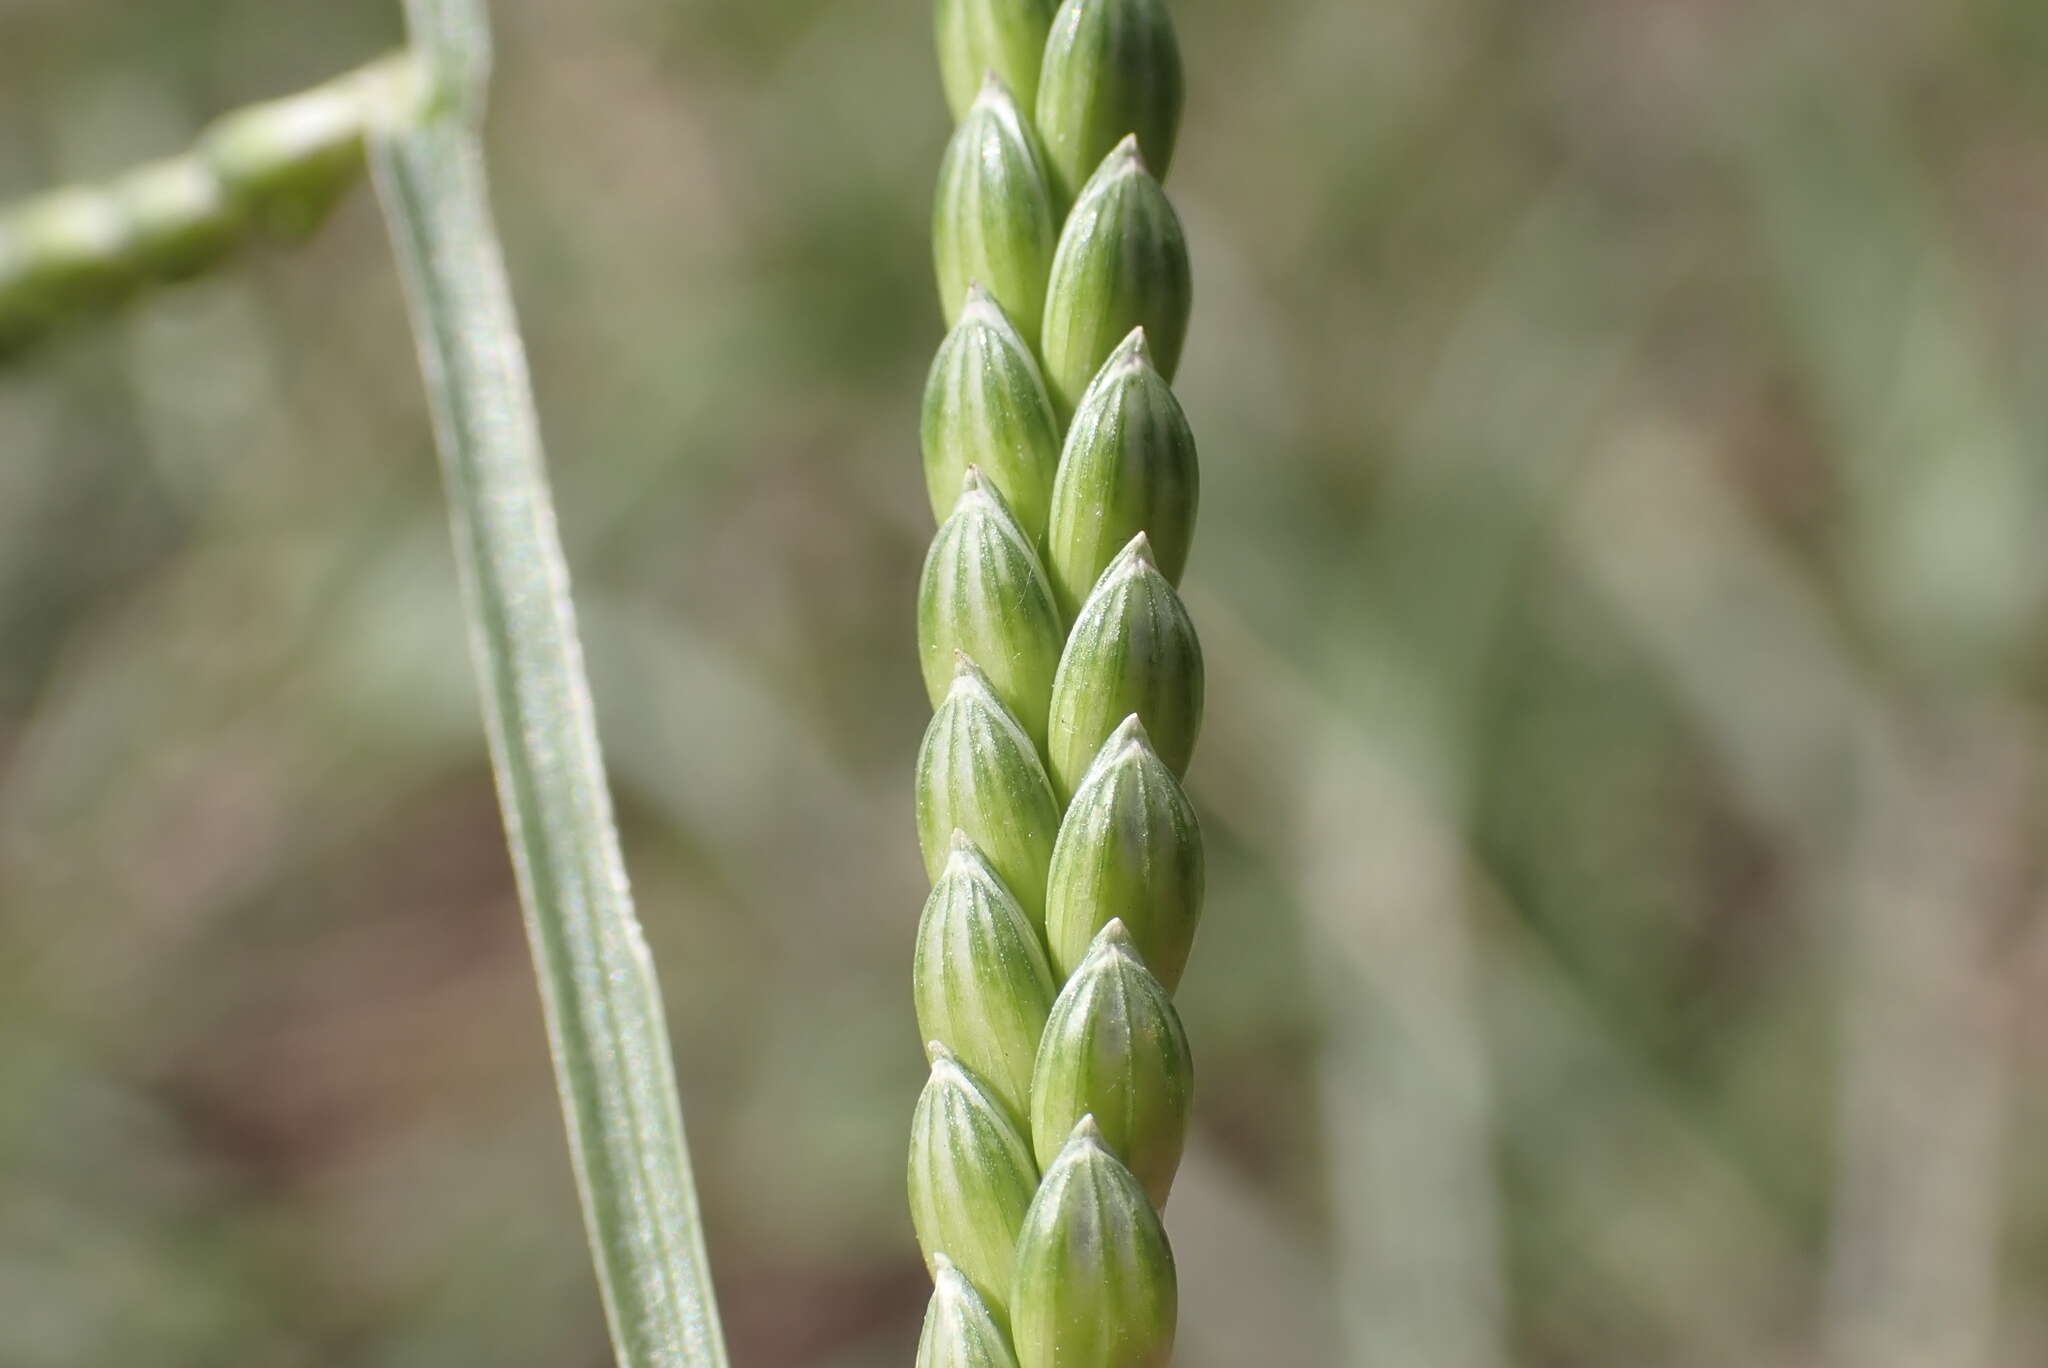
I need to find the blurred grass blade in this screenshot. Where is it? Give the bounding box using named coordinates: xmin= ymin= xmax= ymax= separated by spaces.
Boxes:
xmin=369 ymin=2 xmax=729 ymax=1365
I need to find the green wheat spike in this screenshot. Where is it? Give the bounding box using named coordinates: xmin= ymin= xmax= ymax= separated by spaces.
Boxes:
xmin=0 ymin=52 xmax=420 ymax=355
xmin=914 ymin=1 xmax=1200 ymax=1361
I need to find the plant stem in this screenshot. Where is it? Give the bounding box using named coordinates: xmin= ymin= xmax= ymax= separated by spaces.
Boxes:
xmin=370 ymin=2 xmax=729 ymax=1365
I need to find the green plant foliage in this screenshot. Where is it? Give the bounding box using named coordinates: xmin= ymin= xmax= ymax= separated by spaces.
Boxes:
xmin=370 ymin=2 xmax=728 ymax=1364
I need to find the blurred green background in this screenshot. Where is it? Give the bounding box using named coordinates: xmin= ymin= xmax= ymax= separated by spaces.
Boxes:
xmin=6 ymin=0 xmax=2048 ymax=1364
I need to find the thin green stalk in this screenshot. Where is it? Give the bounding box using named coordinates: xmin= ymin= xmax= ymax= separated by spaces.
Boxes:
xmin=369 ymin=2 xmax=728 ymax=1366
